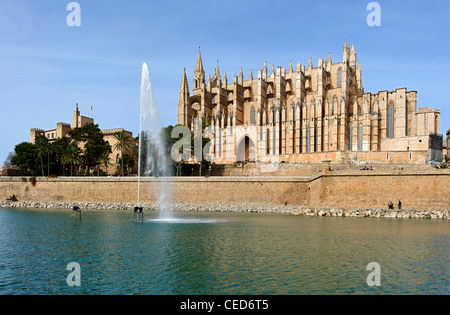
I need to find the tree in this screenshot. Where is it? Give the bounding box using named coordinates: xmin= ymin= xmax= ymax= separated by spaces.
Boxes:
xmin=10 ymin=142 xmax=40 ymax=175
xmin=189 ymin=118 xmax=212 ymax=176
xmin=34 ymin=135 xmax=50 ymax=177
xmin=98 ymin=153 xmax=110 ymax=175
xmin=119 ymin=154 xmax=134 ymax=176
xmin=114 ymin=130 xmax=133 ymax=176
xmin=52 ymin=137 xmax=71 ymax=175
xmin=164 ymin=125 xmax=190 ymax=176
xmin=69 ymin=123 xmax=112 ymax=176
xmin=61 ymin=144 xmax=81 ymax=176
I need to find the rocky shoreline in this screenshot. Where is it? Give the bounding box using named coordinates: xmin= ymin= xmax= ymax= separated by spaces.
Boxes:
xmin=0 ymin=201 xmax=448 ymax=220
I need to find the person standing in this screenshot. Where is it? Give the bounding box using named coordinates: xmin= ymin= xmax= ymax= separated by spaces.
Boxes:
xmin=398 ymin=200 xmax=402 ymax=210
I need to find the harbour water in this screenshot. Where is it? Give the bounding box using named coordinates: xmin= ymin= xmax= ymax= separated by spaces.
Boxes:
xmin=0 ymin=207 xmax=448 ymax=295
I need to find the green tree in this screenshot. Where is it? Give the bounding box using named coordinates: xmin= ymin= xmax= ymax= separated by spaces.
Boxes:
xmin=98 ymin=153 xmax=110 ymax=175
xmin=69 ymin=123 xmax=112 ymax=176
xmin=10 ymin=142 xmax=40 ymax=175
xmin=34 ymin=135 xmax=51 ymax=177
xmin=164 ymin=125 xmax=191 ymax=176
xmin=119 ymin=154 xmax=134 ymax=176
xmin=114 ymin=130 xmax=133 ymax=176
xmin=61 ymin=144 xmax=81 ymax=176
xmin=52 ymin=137 xmax=71 ymax=175
xmin=189 ymin=118 xmax=211 ymax=176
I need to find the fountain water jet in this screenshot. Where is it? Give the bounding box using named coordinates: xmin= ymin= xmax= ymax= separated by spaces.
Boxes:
xmin=137 ymin=63 xmax=223 ymax=225
xmin=138 ymin=63 xmax=173 ymax=219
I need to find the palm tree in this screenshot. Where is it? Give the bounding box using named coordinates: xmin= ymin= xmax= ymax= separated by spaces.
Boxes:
xmin=114 ymin=130 xmax=132 ymax=176
xmin=46 ymin=142 xmax=54 ymax=176
xmin=34 ymin=135 xmax=49 ymax=177
xmin=61 ymin=144 xmax=81 ymax=176
xmin=98 ymin=153 xmax=110 ymax=175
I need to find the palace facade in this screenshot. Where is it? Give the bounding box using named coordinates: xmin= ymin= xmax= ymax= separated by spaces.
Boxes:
xmin=30 ymin=104 xmax=135 ymax=175
xmin=177 ymin=41 xmax=443 ymax=164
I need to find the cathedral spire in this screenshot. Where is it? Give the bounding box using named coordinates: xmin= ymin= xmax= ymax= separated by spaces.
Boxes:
xmin=193 ymin=50 xmax=205 ymax=89
xmin=177 ymin=67 xmax=190 ymax=126
xmin=349 ymin=43 xmax=357 ymax=67
xmin=223 ymin=71 xmax=228 ymax=88
xmin=343 ymin=39 xmax=350 ymax=62
xmin=195 ymin=49 xmax=204 ymax=74
xmin=213 ymin=65 xmax=221 ymax=88
xmin=207 ymin=74 xmax=211 ymax=91
xmin=263 ymin=61 xmax=268 ymax=79
xmin=180 ymin=67 xmax=189 ymax=95
xmin=239 ymin=67 xmax=244 ymax=85
xmin=308 ymin=56 xmax=313 ymax=70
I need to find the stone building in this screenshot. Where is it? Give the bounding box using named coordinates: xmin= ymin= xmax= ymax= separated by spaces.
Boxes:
xmin=30 ymin=104 xmax=135 ymax=175
xmin=444 ymin=128 xmax=450 ymax=162
xmin=177 ymin=41 xmax=443 ymax=164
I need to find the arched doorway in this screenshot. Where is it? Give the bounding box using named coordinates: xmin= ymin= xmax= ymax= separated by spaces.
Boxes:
xmin=237 ymin=136 xmax=255 ymax=162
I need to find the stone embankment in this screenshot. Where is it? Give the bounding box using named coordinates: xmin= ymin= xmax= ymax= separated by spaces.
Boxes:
xmin=1 ymin=201 xmax=448 ymax=220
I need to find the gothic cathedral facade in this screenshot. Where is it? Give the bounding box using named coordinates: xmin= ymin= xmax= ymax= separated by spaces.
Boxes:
xmin=177 ymin=41 xmax=442 ymax=164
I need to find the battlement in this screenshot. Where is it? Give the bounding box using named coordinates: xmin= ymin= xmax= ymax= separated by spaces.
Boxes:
xmin=101 ymin=128 xmax=125 ymax=135
xmin=57 ymin=122 xmax=71 ymax=127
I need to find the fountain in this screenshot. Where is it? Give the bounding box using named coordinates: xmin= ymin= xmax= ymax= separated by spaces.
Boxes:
xmin=137 ymin=63 xmax=224 ymax=225
xmin=138 ymin=63 xmax=173 ymax=219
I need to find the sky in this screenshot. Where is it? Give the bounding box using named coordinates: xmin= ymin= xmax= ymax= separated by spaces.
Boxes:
xmin=0 ymin=0 xmax=449 ymax=164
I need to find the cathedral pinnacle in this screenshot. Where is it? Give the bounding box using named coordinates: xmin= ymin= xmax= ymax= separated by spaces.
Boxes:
xmin=193 ymin=50 xmax=205 ymax=89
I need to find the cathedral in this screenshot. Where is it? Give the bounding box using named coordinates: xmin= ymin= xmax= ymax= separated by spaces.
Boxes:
xmin=177 ymin=41 xmax=442 ymax=164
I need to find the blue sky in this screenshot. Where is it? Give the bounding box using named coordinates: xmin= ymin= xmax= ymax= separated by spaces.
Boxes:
xmin=0 ymin=0 xmax=449 ymax=163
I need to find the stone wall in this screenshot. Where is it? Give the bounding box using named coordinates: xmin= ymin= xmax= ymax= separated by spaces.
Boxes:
xmin=308 ymin=169 xmax=450 ymax=210
xmin=0 ymin=176 xmax=310 ymax=207
xmin=0 ymin=168 xmax=449 ymax=211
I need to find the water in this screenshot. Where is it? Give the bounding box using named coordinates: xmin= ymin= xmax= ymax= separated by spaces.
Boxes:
xmin=0 ymin=208 xmax=448 ymax=295
xmin=138 ymin=63 xmax=172 ymax=218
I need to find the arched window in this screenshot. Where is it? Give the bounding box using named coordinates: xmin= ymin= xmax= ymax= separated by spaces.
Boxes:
xmin=250 ymin=107 xmax=256 ymax=125
xmin=307 ymin=128 xmax=311 ymax=153
xmin=387 ymin=102 xmax=395 ymax=138
xmin=337 ymin=68 xmax=342 ymax=88
xmin=349 ymin=123 xmax=353 ymax=151
xmin=332 ymin=96 xmax=337 ymax=116
xmin=358 ymin=123 xmax=363 ymax=151
xmin=337 ymin=121 xmax=341 ymax=151
xmin=314 ymin=126 xmax=318 ymax=152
